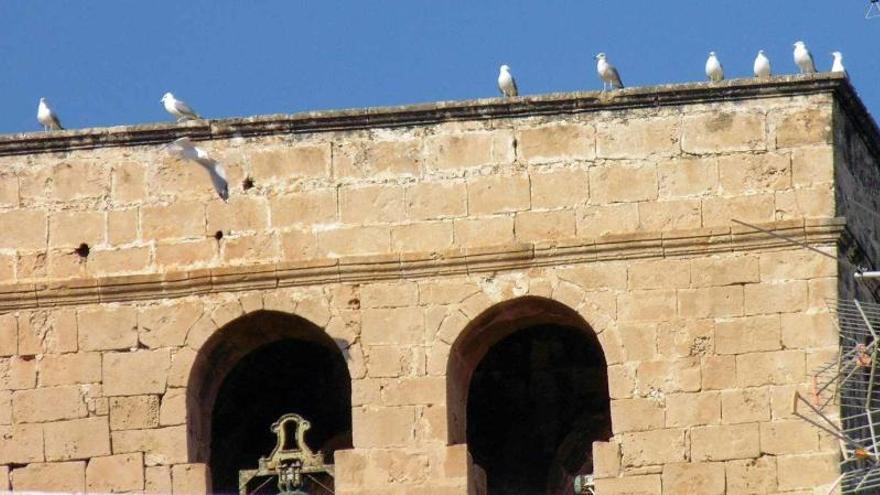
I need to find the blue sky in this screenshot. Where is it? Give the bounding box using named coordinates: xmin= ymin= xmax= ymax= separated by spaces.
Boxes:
xmin=0 ymin=1 xmax=877 ymax=134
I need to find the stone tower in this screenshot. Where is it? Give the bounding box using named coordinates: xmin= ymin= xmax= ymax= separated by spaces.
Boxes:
xmin=0 ymin=73 xmax=876 ymax=494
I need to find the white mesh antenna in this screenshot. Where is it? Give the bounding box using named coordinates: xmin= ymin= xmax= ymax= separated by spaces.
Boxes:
xmin=794 ymin=299 xmax=880 ymax=493
xmin=867 ymin=0 xmax=880 ymax=19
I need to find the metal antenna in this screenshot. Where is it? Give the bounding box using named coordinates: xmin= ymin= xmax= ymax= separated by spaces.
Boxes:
xmin=794 ymin=299 xmax=880 ymax=493
xmin=868 ymin=0 xmax=880 ymax=19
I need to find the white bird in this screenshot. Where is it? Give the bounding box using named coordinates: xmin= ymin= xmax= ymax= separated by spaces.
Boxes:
xmin=754 ymin=50 xmax=772 ymax=79
xmin=793 ymin=41 xmax=817 ymax=74
xmin=595 ymin=53 xmax=624 ymax=91
xmin=165 ymin=137 xmax=229 ymax=201
xmin=161 ymin=92 xmax=201 ymax=122
xmin=705 ymin=52 xmax=724 ymax=82
xmin=37 ymin=97 xmax=63 ymax=131
xmin=497 ymin=65 xmax=518 ymax=98
xmin=831 ymin=51 xmax=847 ymax=76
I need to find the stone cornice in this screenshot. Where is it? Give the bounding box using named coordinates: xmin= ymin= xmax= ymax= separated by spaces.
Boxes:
xmin=0 ymin=74 xmax=872 ymax=156
xmin=0 ymin=218 xmax=846 ymax=311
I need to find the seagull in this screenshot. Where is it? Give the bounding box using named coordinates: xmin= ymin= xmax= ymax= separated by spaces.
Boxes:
xmin=37 ymin=98 xmax=63 ymax=131
xmin=595 ymin=53 xmax=624 ymax=91
xmin=497 ymin=65 xmax=518 ymax=98
xmin=705 ymin=52 xmax=724 ymax=82
xmin=793 ymin=41 xmax=817 ymax=74
xmin=161 ymin=92 xmax=201 ymax=122
xmin=831 ymin=51 xmax=847 ymax=76
xmin=165 ymin=137 xmax=229 ymax=201
xmin=754 ymin=50 xmax=772 ymax=79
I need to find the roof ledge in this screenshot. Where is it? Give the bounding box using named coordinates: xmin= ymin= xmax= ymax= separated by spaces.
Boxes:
xmin=0 ymin=73 xmax=872 ymax=156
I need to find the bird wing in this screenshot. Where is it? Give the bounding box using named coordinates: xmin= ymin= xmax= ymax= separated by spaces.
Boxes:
xmin=174 ymin=100 xmax=200 ymax=119
xmin=165 ymin=137 xmax=196 ymax=159
xmin=194 ymin=154 xmax=229 ymax=201
xmin=803 ymin=51 xmax=817 ymax=73
xmin=48 ymin=110 xmax=63 ymax=130
xmin=610 ymin=66 xmax=624 ymax=88
xmin=511 ymin=76 xmax=518 ymax=96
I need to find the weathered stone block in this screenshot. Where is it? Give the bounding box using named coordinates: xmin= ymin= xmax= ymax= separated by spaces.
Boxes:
xmin=725 ymin=456 xmax=777 ymax=494
xmin=776 ymin=452 xmax=838 ymax=491
xmin=49 ymin=210 xmax=104 ymax=248
xmin=467 ymin=174 xmax=530 ymax=215
xmin=107 ymin=208 xmax=139 ymax=245
xmin=405 ymin=182 xmax=467 ymax=220
xmin=577 ymin=203 xmax=640 ymax=237
xmin=617 ymin=290 xmax=677 ymax=322
xmin=86 ymin=452 xmax=145 ymax=493
xmin=701 ymin=194 xmax=775 ymax=227
xmin=12 ymin=385 xmax=87 ymax=423
xmin=172 ymin=463 xmax=209 ymax=494
xmin=529 ymin=168 xmax=589 ymax=209
xmin=318 ymin=225 xmax=390 ymax=257
xmin=771 ymin=107 xmax=832 ymax=148
xmin=590 ymin=163 xmax=658 ymax=204
xmin=638 ymin=199 xmax=701 ymax=231
xmin=110 ymin=395 xmax=161 ymax=430
xmin=362 ymin=307 xmax=423 ymax=345
xmin=160 ymin=388 xmax=187 ymax=426
xmin=690 ymin=255 xmax=760 ymax=287
xmin=610 ymin=398 xmax=664 ymax=433
xmin=517 ymin=123 xmax=595 ymax=162
xmin=620 ymin=428 xmax=687 ymax=467
xmin=424 ymin=131 xmax=514 ymax=170
xmin=718 ymin=152 xmax=791 ymax=194
xmin=391 ymin=222 xmax=454 ymax=252
xmin=341 ymin=185 xmax=406 ymax=224
xmin=636 ymin=357 xmax=701 ymax=393
xmin=352 ymin=406 xmax=416 ymax=448
xmin=721 ymin=387 xmax=770 ymax=424
xmin=681 ymin=111 xmax=766 ymax=153
xmin=0 ymin=209 xmax=47 ymax=249
xmin=78 ymin=305 xmax=139 ymax=351
xmin=759 ymin=419 xmax=819 ymax=455
xmin=44 ymin=416 xmax=111 ymax=461
xmin=744 ymin=280 xmax=809 ymax=314
xmin=661 ymin=462 xmax=725 ymax=495
xmin=112 ymin=161 xmax=147 ymax=203
xmin=103 ymin=350 xmax=170 ymax=396
xmin=514 ymin=210 xmax=576 ymax=242
xmin=222 ymin=233 xmax=278 ymax=263
xmin=87 ymin=246 xmax=151 ymax=275
xmin=11 ymin=461 xmax=85 ymax=493
xmin=381 ymin=377 xmax=445 ymax=406
xmin=691 ymin=423 xmax=759 ymax=461
xmin=0 ymin=423 xmax=44 ymax=463
xmin=111 ymin=425 xmax=188 ymax=465
xmin=665 ymin=391 xmax=720 ymax=427
xmin=251 ymin=144 xmax=331 ymax=179
xmin=596 ymin=116 xmax=679 ymax=158
xmin=453 ymin=216 xmax=514 ymax=247
xmin=678 ymin=286 xmax=743 ymax=318
xmin=736 ymin=350 xmax=805 ymax=387
xmin=271 ymin=189 xmax=338 ymax=227
xmin=715 ymin=315 xmax=781 ymax=355
xmin=0 ymin=356 xmax=37 ymax=390
xmin=142 ymin=202 xmax=206 ymax=240
xmin=658 ymin=156 xmax=718 ymax=198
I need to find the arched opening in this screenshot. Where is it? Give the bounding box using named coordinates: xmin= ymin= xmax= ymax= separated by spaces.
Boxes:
xmin=187 ymin=310 xmax=352 ymax=494
xmin=447 ymin=297 xmax=611 ymax=495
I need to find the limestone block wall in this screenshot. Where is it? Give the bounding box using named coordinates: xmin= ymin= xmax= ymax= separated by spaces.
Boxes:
xmin=0 ymin=74 xmax=869 ymax=494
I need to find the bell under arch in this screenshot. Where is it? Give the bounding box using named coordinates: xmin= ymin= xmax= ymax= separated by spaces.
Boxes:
xmin=446 ymin=296 xmax=612 ymax=495
xmin=186 ymin=310 xmax=352 ymax=494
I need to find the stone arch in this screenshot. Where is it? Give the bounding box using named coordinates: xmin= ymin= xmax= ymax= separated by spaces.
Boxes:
xmin=446 ymin=296 xmax=611 ymax=494
xmin=186 ymin=309 xmax=352 ymax=493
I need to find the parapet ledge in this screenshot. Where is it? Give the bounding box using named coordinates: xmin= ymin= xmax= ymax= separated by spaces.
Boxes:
xmin=0 ymin=73 xmax=872 ymax=156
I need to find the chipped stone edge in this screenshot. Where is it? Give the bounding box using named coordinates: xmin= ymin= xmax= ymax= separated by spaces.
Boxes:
xmin=0 ymin=74 xmax=873 ymax=157
xmin=0 ymin=218 xmax=846 ymax=311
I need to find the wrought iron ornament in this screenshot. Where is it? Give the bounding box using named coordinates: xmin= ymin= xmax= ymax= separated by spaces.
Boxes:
xmin=239 ymin=414 xmax=334 ymax=495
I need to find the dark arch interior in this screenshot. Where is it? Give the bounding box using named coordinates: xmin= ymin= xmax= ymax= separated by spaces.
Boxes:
xmin=210 ymin=339 xmax=352 ymax=494
xmin=467 ymin=324 xmax=611 ymax=495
